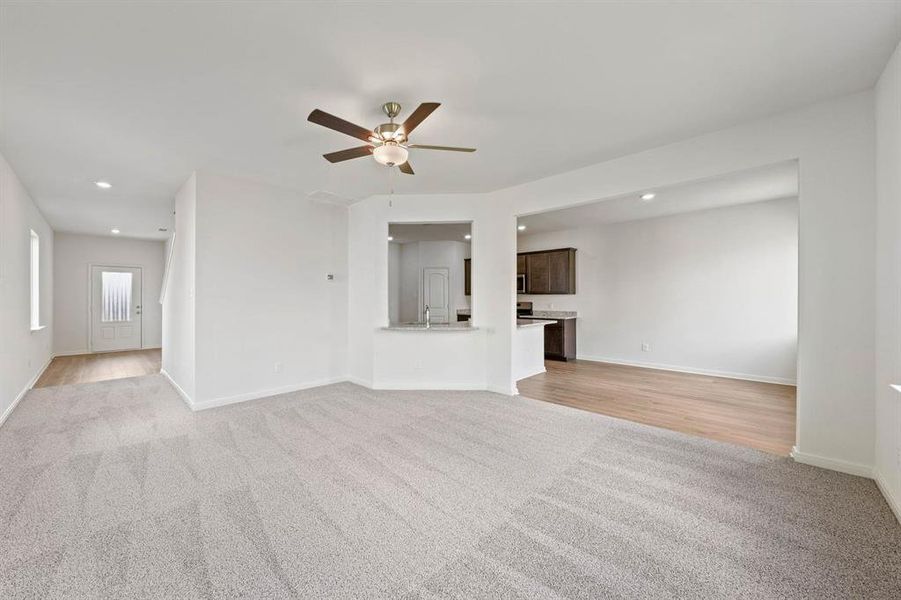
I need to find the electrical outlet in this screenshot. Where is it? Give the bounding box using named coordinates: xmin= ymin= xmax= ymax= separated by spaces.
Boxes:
xmin=641 ymin=342 xmax=651 ymax=352
xmin=274 ymin=362 xmax=282 ymax=373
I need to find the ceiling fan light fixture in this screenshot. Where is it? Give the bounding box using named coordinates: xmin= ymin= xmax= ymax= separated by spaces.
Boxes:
xmin=373 ymin=142 xmax=409 ymax=167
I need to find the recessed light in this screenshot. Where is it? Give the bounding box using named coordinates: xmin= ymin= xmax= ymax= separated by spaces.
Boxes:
xmin=640 ymin=192 xmax=656 ymax=201
xmin=387 ymin=235 xmax=394 ymax=241
xmin=464 ymin=234 xmax=472 ymax=240
xmin=95 ymin=181 xmax=112 ymax=189
xmin=517 ymin=224 xmax=527 ymax=231
xmin=110 ymin=228 xmax=120 ymax=234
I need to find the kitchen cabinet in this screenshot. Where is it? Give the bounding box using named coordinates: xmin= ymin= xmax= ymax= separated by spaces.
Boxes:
xmin=543 ymin=318 xmax=576 ymax=360
xmin=464 ymin=247 xmax=576 ymax=297
xmin=464 ymin=258 xmax=471 ymax=296
xmin=522 ymin=248 xmax=576 ymax=294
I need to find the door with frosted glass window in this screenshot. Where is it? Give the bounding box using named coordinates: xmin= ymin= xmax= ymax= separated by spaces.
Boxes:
xmin=90 ymin=265 xmax=142 ymax=352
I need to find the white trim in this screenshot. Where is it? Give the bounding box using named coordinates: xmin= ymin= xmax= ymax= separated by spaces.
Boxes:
xmin=53 ymin=346 xmax=162 ymax=358
xmin=345 ymin=375 xmax=374 ymax=388
xmin=1 ymin=354 xmax=53 ymax=428
xmin=875 ymin=470 xmax=901 ymax=525
xmin=577 ymin=354 xmax=797 ymax=386
xmin=159 ymin=232 xmax=175 ymax=305
xmin=514 ymin=365 xmax=546 ymax=383
xmin=790 ymin=446 xmax=874 ymax=478
xmin=160 ymin=368 xmax=194 ymax=409
xmin=339 ymin=375 xmax=515 ymax=396
xmin=30 ymin=325 xmax=46 ymax=332
xmin=189 ymin=377 xmax=348 ymax=411
xmin=369 ymin=381 xmax=488 ymax=391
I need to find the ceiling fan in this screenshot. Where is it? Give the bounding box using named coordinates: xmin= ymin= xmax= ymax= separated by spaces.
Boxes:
xmin=307 ymin=101 xmax=475 ymax=175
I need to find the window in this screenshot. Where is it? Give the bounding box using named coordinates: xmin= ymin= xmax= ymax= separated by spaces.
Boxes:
xmin=101 ymin=271 xmax=133 ymax=322
xmin=30 ymin=229 xmax=40 ymax=330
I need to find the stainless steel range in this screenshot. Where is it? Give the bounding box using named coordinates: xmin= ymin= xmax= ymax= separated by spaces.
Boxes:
xmin=516 ymin=301 xmax=533 ymax=317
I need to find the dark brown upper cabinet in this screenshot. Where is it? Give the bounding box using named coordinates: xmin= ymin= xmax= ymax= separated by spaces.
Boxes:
xmin=522 ymin=248 xmax=576 ymax=294
xmin=464 ymin=247 xmax=576 ymax=297
xmin=464 ymin=258 xmax=471 ymax=296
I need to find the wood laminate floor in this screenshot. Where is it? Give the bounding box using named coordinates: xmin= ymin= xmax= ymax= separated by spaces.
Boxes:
xmin=517 ymin=359 xmax=796 ymax=455
xmin=34 ymin=349 xmax=161 ymax=388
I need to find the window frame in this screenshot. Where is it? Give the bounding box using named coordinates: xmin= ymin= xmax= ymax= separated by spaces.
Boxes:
xmin=29 ymin=229 xmax=43 ymax=331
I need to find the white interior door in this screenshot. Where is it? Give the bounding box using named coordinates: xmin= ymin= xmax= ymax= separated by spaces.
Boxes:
xmin=91 ymin=265 xmax=142 ymax=352
xmin=422 ymin=267 xmax=450 ymax=323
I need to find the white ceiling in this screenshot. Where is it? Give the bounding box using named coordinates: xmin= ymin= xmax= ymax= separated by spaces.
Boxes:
xmin=389 ymin=222 xmax=472 ymax=244
xmin=1 ymin=2 xmax=898 ymax=240
xmin=518 ymin=160 xmax=798 ymax=234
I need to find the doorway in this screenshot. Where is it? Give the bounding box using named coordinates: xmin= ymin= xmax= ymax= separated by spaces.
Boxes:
xmin=513 ymin=161 xmax=799 ymax=455
xmin=90 ymin=265 xmax=143 ymax=352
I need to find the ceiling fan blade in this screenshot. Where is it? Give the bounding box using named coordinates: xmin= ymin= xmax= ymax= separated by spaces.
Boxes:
xmin=400 ymin=102 xmax=440 ymax=136
xmin=308 ymin=109 xmax=374 ymax=142
xmin=408 ymin=144 xmax=476 ymax=152
xmin=322 ymin=145 xmax=373 ymax=163
xmin=398 ymin=161 xmax=414 ymax=175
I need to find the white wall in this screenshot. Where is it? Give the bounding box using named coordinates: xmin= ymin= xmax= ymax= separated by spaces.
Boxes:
xmin=349 ymin=90 xmax=876 ymax=477
xmin=161 ymin=173 xmax=197 ymax=401
xmin=875 ymin=39 xmax=901 ymax=520
xmin=518 ymin=197 xmax=799 ymax=384
xmin=513 ymin=324 xmax=546 ymax=382
xmin=192 ymin=172 xmax=348 ymax=407
xmin=394 ymin=240 xmax=469 ymax=323
xmin=388 ymin=242 xmax=400 ymax=323
xmin=53 ymin=233 xmax=165 ymax=355
xmin=0 ymin=152 xmax=53 ymax=424
xmin=373 ymin=330 xmax=487 ymax=389
xmin=349 ymin=193 xmax=515 ymax=393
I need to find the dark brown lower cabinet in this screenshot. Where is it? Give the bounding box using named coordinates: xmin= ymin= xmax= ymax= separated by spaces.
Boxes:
xmin=544 ymin=319 xmax=576 ymax=360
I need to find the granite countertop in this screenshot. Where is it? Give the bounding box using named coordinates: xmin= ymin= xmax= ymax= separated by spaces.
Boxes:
xmin=383 ymin=322 xmax=478 ymax=332
xmin=456 ymin=309 xmax=471 ymax=316
xmin=517 ymin=319 xmax=555 ymax=328
xmin=520 ymin=311 xmax=577 ymax=320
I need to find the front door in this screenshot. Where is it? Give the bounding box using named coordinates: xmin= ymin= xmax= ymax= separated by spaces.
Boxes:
xmin=422 ymin=267 xmax=450 ymax=323
xmin=90 ymin=265 xmax=142 ymax=352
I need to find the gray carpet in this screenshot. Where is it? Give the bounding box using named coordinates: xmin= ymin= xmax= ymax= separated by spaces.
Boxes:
xmin=0 ymin=375 xmax=899 ymax=599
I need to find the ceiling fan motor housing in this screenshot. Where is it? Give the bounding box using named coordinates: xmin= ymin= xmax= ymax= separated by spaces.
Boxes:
xmin=375 ymin=122 xmax=404 ymax=141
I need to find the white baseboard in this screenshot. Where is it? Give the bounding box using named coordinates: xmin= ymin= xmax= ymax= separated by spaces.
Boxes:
xmin=0 ymin=354 xmax=54 ymax=428
xmin=790 ymin=446 xmax=874 ymax=478
xmin=53 ymin=349 xmax=91 ymax=357
xmin=370 ymin=381 xmax=490 ymax=391
xmin=345 ymin=375 xmax=374 ymax=388
xmin=874 ymin=470 xmax=901 ymax=525
xmin=514 ymin=366 xmax=546 ymax=383
xmin=160 ymin=368 xmax=195 ymax=409
xmin=577 ymin=354 xmax=797 ymax=386
xmin=55 ymin=346 xmax=161 ymax=357
xmin=189 ymin=376 xmax=348 ymax=411
xmin=487 ymin=383 xmax=517 ymax=395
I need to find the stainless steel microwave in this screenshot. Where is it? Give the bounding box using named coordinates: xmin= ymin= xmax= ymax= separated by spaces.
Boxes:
xmin=516 ymin=274 xmax=527 ymax=293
